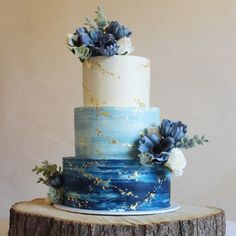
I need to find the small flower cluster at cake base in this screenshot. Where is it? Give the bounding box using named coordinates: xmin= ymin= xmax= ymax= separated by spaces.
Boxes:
xmin=138 ymin=119 xmax=208 ymax=176
xmin=66 ymin=6 xmax=134 ymax=62
xmin=32 ymin=161 xmax=63 ymax=204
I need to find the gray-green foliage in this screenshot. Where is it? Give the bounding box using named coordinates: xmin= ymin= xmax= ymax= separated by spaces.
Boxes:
xmin=48 ymin=187 xmax=63 ymax=204
xmin=73 ymin=46 xmax=91 ymax=61
xmin=32 ymin=160 xmax=61 ymax=185
xmin=85 ymin=6 xmax=108 ymax=30
xmin=138 ymin=153 xmax=154 ymax=166
xmin=176 ymin=135 xmax=208 ymax=149
xmin=85 ymin=17 xmax=97 ymax=29
xmin=67 ymin=45 xmax=91 ymax=62
xmin=94 ymin=6 xmax=108 ymax=29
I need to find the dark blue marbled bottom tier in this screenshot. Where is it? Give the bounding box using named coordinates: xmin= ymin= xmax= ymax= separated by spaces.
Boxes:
xmin=63 ymin=157 xmax=171 ymax=212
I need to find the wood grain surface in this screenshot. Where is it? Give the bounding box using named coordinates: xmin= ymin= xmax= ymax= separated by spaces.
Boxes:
xmin=9 ymin=198 xmax=226 ymax=236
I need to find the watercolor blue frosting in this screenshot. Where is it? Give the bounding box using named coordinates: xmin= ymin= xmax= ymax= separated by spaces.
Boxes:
xmin=61 ymin=106 xmax=171 ymax=212
xmin=74 ymin=107 xmax=160 ymax=159
xmin=63 ymin=158 xmax=171 ymax=211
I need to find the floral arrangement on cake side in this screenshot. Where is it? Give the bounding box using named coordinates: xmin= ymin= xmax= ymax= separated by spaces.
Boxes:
xmin=32 ymin=118 xmax=208 ymax=204
xmin=138 ymin=119 xmax=208 ymax=176
xmin=32 ymin=161 xmax=63 ymax=204
xmin=66 ymin=6 xmax=134 ymax=61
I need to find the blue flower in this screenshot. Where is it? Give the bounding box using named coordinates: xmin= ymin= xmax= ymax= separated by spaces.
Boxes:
xmin=160 ymin=119 xmax=172 ymax=137
xmin=67 ymin=8 xmax=134 ymax=60
xmin=99 ymin=33 xmax=118 ymax=56
xmin=138 ymin=133 xmax=175 ymax=164
xmin=70 ymin=20 xmax=131 ymax=59
xmin=105 ymin=21 xmax=132 ymax=40
xmin=74 ymin=28 xmax=117 ymax=57
xmin=138 ymin=135 xmax=156 ymax=153
xmin=89 ymin=29 xmax=103 ymax=43
xmin=160 ymin=137 xmax=175 ymax=152
xmin=76 ymin=27 xmax=94 ymax=46
xmin=160 ymin=119 xmax=187 ymax=142
xmin=87 ymin=29 xmax=104 ymax=56
xmin=47 ymin=172 xmax=63 ymax=189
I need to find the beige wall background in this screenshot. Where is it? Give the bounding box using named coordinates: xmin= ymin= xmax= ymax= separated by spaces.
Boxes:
xmin=0 ymin=0 xmax=236 ymax=220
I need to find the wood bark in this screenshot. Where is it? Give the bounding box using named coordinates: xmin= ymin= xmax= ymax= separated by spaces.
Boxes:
xmin=9 ymin=199 xmax=226 ymax=236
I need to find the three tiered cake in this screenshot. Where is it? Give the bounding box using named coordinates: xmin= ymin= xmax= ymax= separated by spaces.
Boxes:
xmin=33 ymin=7 xmax=207 ymax=215
xmin=62 ymin=55 xmax=171 ymax=213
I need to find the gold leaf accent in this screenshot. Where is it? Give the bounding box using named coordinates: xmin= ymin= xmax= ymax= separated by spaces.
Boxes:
xmin=129 ymin=202 xmax=139 ymax=210
xmin=83 ymin=83 xmax=107 ymax=106
xmin=78 ymin=138 xmax=89 ymax=149
xmin=100 ymin=111 xmax=110 ymax=117
xmin=111 ymin=139 xmax=118 ymax=144
xmin=138 ymin=61 xmax=150 ymax=69
xmin=134 ymin=98 xmax=146 ymax=108
xmin=126 ymin=191 xmax=133 ymax=196
xmin=128 ymin=171 xmax=139 ymax=180
xmin=95 ymin=148 xmax=102 ymax=156
xmin=95 ymin=107 xmax=111 ymax=118
xmin=96 ymin=128 xmax=102 ymax=136
xmin=86 ymin=60 xmax=120 ymax=79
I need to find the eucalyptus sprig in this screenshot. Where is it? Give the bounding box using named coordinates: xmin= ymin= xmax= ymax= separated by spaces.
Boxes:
xmin=176 ymin=135 xmax=209 ymax=149
xmin=85 ymin=6 xmax=108 ymax=30
xmin=94 ymin=6 xmax=108 ymax=29
xmin=32 ymin=160 xmax=61 ymax=185
xmin=85 ymin=17 xmax=97 ymax=29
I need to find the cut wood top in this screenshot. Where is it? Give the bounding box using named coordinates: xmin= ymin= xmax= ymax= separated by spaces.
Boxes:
xmin=11 ymin=198 xmax=224 ymax=226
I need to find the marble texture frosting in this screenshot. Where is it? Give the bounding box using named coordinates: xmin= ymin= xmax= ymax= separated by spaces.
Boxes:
xmin=83 ymin=55 xmax=150 ymax=107
xmin=63 ymin=158 xmax=171 ymax=211
xmin=74 ymin=106 xmax=160 ymax=159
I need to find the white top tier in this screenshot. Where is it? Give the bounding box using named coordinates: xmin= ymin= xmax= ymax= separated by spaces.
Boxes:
xmin=82 ymin=55 xmax=150 ymax=107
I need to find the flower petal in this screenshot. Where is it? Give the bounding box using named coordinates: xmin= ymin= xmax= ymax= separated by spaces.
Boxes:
xmin=148 ymin=133 xmax=161 ymax=145
xmin=138 ymin=136 xmax=154 ymax=153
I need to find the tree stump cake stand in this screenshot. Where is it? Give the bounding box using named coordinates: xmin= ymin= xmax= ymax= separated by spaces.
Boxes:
xmin=9 ymin=199 xmax=225 ymax=236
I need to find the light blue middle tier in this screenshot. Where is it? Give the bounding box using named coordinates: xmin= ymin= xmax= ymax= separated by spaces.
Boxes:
xmin=74 ymin=107 xmax=160 ymax=159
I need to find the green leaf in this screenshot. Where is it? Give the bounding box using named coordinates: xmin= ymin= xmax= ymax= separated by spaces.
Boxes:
xmin=94 ymin=6 xmax=108 ymax=29
xmin=32 ymin=166 xmax=38 ymax=172
xmin=183 ymin=136 xmax=189 ymax=143
xmin=73 ymin=46 xmax=91 ymax=60
xmin=32 ymin=160 xmax=62 ymax=186
xmin=85 ymin=17 xmax=97 ymax=29
xmin=196 ymin=139 xmax=203 ymax=145
xmin=179 ymin=134 xmax=208 ymax=149
xmin=37 ymin=177 xmax=45 ymax=183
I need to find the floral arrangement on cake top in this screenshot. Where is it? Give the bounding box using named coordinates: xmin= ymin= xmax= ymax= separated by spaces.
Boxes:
xmin=138 ymin=119 xmax=208 ymax=176
xmin=66 ymin=6 xmax=134 ymax=61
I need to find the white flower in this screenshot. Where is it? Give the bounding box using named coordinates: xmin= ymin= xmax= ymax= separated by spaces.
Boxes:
xmin=66 ymin=33 xmax=75 ymax=47
xmin=164 ymin=148 xmax=187 ymax=177
xmin=117 ymin=37 xmax=135 ymax=55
